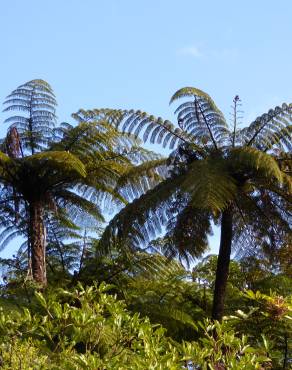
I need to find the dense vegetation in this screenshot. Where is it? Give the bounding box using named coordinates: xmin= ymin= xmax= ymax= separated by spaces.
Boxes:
xmin=0 ymin=80 xmax=291 ymax=369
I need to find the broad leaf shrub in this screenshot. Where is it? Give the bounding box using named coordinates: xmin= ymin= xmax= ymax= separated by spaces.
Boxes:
xmin=0 ymin=283 xmax=272 ymax=369
xmin=225 ymin=290 xmax=292 ymax=369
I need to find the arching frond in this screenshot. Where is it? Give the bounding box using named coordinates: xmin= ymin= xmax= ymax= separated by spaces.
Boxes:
xmin=115 ymin=158 xmax=167 ymax=201
xmin=164 ymin=205 xmax=211 ymax=264
xmin=182 ymin=158 xmax=237 ymax=212
xmin=241 ymin=103 xmax=292 ymax=148
xmin=232 ymin=186 xmax=292 ymax=258
xmin=130 ymin=252 xmax=188 ymax=280
xmin=52 ymin=120 xmax=117 ymax=156
xmin=123 ymin=253 xmax=201 ymax=338
xmin=17 ymin=151 xmax=87 ymax=195
xmin=3 ymin=80 xmax=57 ymax=154
xmin=261 ymin=124 xmax=292 ymax=152
xmin=228 ymin=147 xmax=283 ymax=183
xmin=73 ymin=108 xmax=204 ymax=152
xmin=100 ymin=174 xmax=186 ymax=252
xmin=54 ymin=189 xmax=105 ymax=224
xmin=170 ymin=87 xmax=229 ymax=148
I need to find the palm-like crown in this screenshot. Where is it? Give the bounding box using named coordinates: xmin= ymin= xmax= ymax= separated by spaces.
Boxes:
xmin=90 ymin=87 xmax=292 ymax=263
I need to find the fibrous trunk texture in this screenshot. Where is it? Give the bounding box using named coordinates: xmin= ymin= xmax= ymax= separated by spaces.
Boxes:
xmin=211 ymin=209 xmax=233 ymax=321
xmin=29 ymin=201 xmax=47 ymax=286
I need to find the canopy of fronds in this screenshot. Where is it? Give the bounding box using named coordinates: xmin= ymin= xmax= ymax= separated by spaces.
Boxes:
xmin=92 ymin=87 xmax=291 ymax=262
xmin=0 ymin=80 xmax=167 ymax=253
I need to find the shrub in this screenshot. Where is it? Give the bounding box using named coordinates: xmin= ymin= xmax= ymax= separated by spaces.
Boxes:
xmin=0 ymin=283 xmax=273 ymax=369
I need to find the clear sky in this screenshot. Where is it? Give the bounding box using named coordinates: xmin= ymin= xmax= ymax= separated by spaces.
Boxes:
xmin=1 ymin=0 xmax=291 ymax=258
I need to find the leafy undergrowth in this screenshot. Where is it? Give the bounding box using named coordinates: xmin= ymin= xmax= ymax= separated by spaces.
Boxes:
xmin=0 ymin=283 xmax=287 ymax=369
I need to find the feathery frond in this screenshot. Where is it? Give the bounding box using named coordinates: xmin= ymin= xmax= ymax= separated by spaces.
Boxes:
xmin=240 ymin=103 xmax=292 ymax=148
xmin=3 ymin=80 xmax=57 ymax=154
xmin=170 ymin=87 xmax=229 ymax=148
xmin=97 ymin=86 xmax=291 ymax=277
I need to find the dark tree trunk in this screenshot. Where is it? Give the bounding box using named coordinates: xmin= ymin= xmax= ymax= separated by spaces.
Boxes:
xmin=212 ymin=209 xmax=233 ymax=321
xmin=29 ymin=201 xmax=47 ymax=286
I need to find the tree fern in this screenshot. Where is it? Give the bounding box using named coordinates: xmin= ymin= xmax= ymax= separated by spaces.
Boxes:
xmin=0 ymin=80 xmax=165 ymax=285
xmin=96 ymin=86 xmax=291 ymax=320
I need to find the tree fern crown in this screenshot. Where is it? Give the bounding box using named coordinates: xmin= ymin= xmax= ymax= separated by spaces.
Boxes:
xmin=95 ymin=87 xmax=291 ymax=262
xmin=3 ymin=79 xmax=57 ymax=154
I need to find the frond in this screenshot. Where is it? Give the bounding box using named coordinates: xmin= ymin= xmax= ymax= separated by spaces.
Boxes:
xmin=54 ymin=189 xmax=105 ymax=223
xmin=228 ymin=147 xmax=283 ymax=183
xmin=52 ymin=121 xmax=116 ymax=155
xmin=232 ymin=187 xmax=291 ymax=258
xmin=0 ymin=229 xmax=23 ymax=252
xmin=242 ymin=103 xmax=292 ymax=148
xmin=261 ymin=124 xmax=292 ymax=152
xmin=73 ymin=108 xmax=202 ymax=151
xmin=3 ymin=79 xmax=57 ymax=154
xmin=121 ymin=146 xmax=163 ymax=164
xmin=115 ymin=158 xmax=167 ymax=201
xmin=130 ymin=252 xmax=188 ymax=280
xmin=124 ymin=254 xmax=200 ymax=337
xmin=170 ymin=87 xmax=229 ymax=148
xmin=72 ymin=108 xmax=130 ymax=132
xmin=164 ymin=204 xmax=211 ymax=264
xmin=170 ymin=87 xmax=222 ymax=112
xmin=182 ymin=158 xmax=237 ymax=212
xmin=22 ymin=151 xmax=86 ymax=186
xmin=100 ymin=174 xmax=185 ymax=252
xmin=0 ymin=152 xmax=18 ymax=182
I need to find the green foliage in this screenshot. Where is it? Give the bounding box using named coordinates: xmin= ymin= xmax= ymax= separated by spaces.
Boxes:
xmin=193 ymin=255 xmax=245 ymax=290
xmin=120 ymin=254 xmax=203 ymax=341
xmin=226 ymin=290 xmax=292 ymax=369
xmin=181 ymin=320 xmax=271 ymax=370
xmin=98 ymin=86 xmax=291 ymax=264
xmin=0 ymin=283 xmax=273 ymax=369
xmin=3 ymin=79 xmax=57 ymax=154
xmin=0 ymin=80 xmax=291 ymax=367
xmin=0 ymin=80 xmax=167 ymax=284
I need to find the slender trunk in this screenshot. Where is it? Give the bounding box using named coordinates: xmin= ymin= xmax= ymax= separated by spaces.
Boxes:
xmin=29 ymin=201 xmax=47 ymax=286
xmin=283 ymin=335 xmax=288 ymax=369
xmin=212 ymin=209 xmax=233 ymax=321
xmin=77 ymin=231 xmax=87 ymax=277
xmin=25 ymin=202 xmax=33 ymax=280
xmin=54 ymin=236 xmax=66 ymax=274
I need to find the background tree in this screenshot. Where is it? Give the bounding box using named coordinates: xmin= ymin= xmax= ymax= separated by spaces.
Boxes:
xmin=91 ymin=87 xmax=291 ymax=320
xmin=0 ymin=80 xmax=165 ymax=286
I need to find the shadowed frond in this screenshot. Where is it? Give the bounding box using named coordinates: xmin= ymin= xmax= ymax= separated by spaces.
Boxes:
xmin=228 ymin=147 xmax=283 ymax=183
xmin=164 ymin=205 xmax=212 ymax=264
xmin=182 ymin=158 xmax=237 ymax=212
xmin=22 ymin=151 xmax=87 ymax=183
xmin=54 ymin=189 xmax=105 ymax=224
xmin=233 ymin=187 xmax=292 ymax=258
xmin=100 ymin=174 xmax=186 ymax=252
xmin=0 ymin=152 xmax=17 ymax=182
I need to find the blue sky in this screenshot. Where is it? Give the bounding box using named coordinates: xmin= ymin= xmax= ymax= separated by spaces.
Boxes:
xmin=1 ymin=0 xmax=292 ymax=258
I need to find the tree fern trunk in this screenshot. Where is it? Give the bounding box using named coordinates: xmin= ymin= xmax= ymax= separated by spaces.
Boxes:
xmin=212 ymin=209 xmax=233 ymax=321
xmin=29 ymin=201 xmax=47 ymax=286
